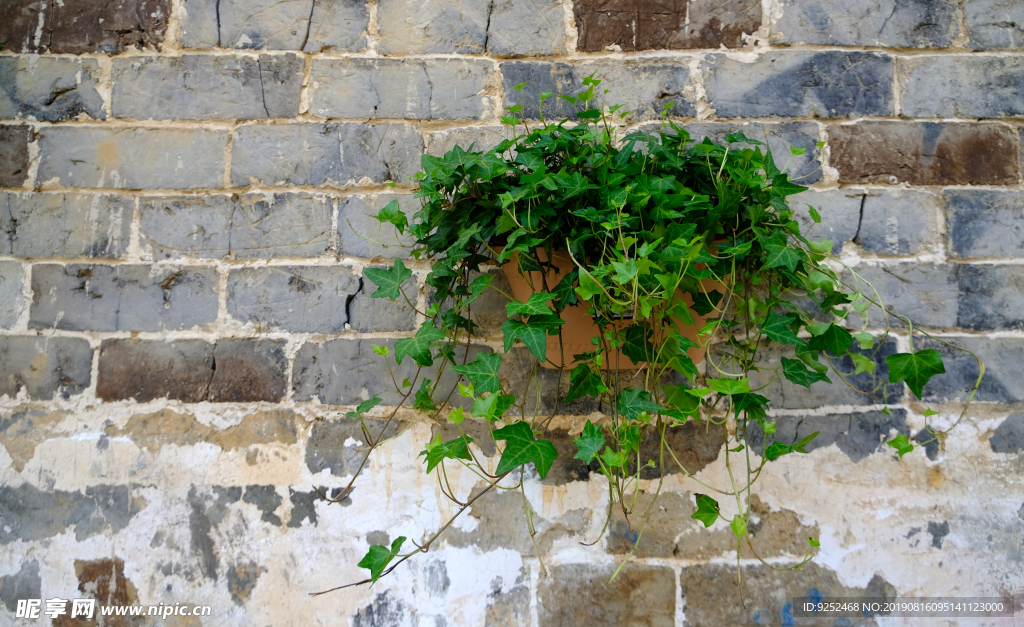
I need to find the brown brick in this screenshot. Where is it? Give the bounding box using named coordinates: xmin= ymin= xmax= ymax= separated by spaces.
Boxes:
xmin=574 ymin=0 xmax=760 ymax=52
xmin=0 ymin=125 xmax=31 ymax=188
xmin=829 ymin=122 xmax=1020 ymax=186
xmin=537 ymin=563 xmax=675 ymax=626
xmin=0 ymin=0 xmax=170 ymax=54
xmin=207 ymin=339 xmax=287 ymax=403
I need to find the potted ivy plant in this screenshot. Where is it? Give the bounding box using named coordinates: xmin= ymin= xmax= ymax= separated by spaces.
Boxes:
xmin=313 ymin=75 xmax=983 ymax=593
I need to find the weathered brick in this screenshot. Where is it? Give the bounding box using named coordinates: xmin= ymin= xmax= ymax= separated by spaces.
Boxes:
xmin=30 ymin=264 xmax=219 ymax=332
xmin=501 ymin=61 xmax=695 ymax=121
xmin=97 ymin=338 xmax=286 ymax=402
xmin=752 ymin=409 xmax=909 ymax=463
xmin=425 ymin=125 xmax=508 ymax=158
xmin=964 ymin=0 xmax=1024 ymax=49
xmin=958 ymin=265 xmax=1024 ymax=331
xmin=703 ymin=51 xmax=893 ymax=119
xmin=0 ymin=57 xmax=106 ymax=122
xmin=38 ymin=127 xmax=228 ymax=190
xmin=678 ymin=121 xmax=823 ymax=183
xmin=990 ymin=415 xmax=1024 ymax=454
xmin=0 ymin=485 xmax=145 ymax=544
xmin=944 ymin=190 xmax=1024 ymax=259
xmin=537 ymin=564 xmax=675 ymax=626
xmin=139 ymin=193 xmax=332 ymax=260
xmin=900 ymin=56 xmax=1024 ymax=119
xmin=2 ymin=192 xmax=132 ymax=259
xmin=337 ymin=194 xmax=416 ymax=259
xmin=486 ymin=0 xmax=567 ymax=55
xmin=846 ymin=262 xmax=958 ymax=329
xmin=776 ymin=0 xmax=956 ymax=47
xmin=231 ymin=123 xmax=423 ymax=187
xmin=0 ymin=0 xmax=170 ymax=54
xmin=574 ymin=0 xmax=760 ymax=51
xmin=0 ymin=336 xmax=92 ymax=400
xmin=377 ymin=0 xmax=488 ymax=54
xmin=310 ymin=59 xmax=494 ymax=120
xmin=829 ymin=122 xmax=1019 ymax=185
xmin=306 ymin=417 xmax=408 ymax=476
xmin=112 ymin=55 xmax=304 ymax=120
xmin=0 ymin=125 xmax=31 ymax=188
xmin=0 ymin=261 xmax=26 ymax=329
xmin=917 ymin=337 xmax=1023 ymax=404
xmin=227 ymin=266 xmax=415 ymax=333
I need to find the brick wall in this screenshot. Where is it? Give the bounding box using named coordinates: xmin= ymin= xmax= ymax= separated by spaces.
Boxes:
xmin=1 ymin=0 xmax=1022 ymax=624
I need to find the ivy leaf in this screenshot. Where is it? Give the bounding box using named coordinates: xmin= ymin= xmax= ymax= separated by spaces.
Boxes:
xmin=358 ymin=536 xmax=406 ymax=585
xmin=806 ymin=323 xmax=854 ymax=355
xmin=808 ymin=205 xmax=821 ymax=223
xmin=851 ymin=353 xmax=876 ymax=375
xmin=761 ymin=311 xmax=806 ymax=347
xmin=887 ymin=433 xmax=914 ymax=459
xmin=781 ymin=357 xmax=831 ymax=389
xmin=501 ymin=319 xmax=547 ymax=361
xmin=506 ymin=292 xmax=553 ymax=317
xmin=617 ymin=387 xmax=664 ymax=422
xmin=576 ymin=273 xmax=603 ymax=301
xmin=364 ymin=258 xmax=413 ymax=300
xmin=600 ymin=448 xmax=628 ymax=469
xmin=413 ymin=379 xmax=437 ymax=411
xmin=854 ymin=331 xmax=875 ymax=350
xmin=621 ymin=324 xmax=655 ymax=363
xmin=420 ymin=434 xmax=474 ymax=474
xmin=731 ymin=392 xmax=769 ymax=421
xmin=471 ymin=392 xmax=516 ymax=421
xmin=452 ymin=352 xmax=503 ymax=394
xmin=730 ymin=515 xmax=747 ymax=537
xmin=690 ymin=290 xmax=723 ymax=316
xmin=691 ymin=494 xmax=720 ymax=528
xmin=573 ymin=420 xmax=605 ymax=463
xmin=762 ymin=243 xmax=804 ymax=273
xmin=764 ymin=442 xmax=793 ymax=461
xmin=375 ymin=199 xmax=408 ymax=234
xmin=566 ymin=364 xmax=607 ymax=404
xmin=345 ymin=395 xmax=382 ymax=418
xmin=707 ymin=378 xmax=751 ymax=396
xmin=493 ymin=421 xmax=558 ymax=479
xmin=551 ymin=268 xmax=579 ymax=308
xmin=394 ymin=322 xmax=444 ymax=367
xmin=885 ymin=349 xmax=945 ymax=399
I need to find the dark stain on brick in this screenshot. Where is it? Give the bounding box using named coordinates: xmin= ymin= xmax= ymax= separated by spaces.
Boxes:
xmin=0 ymin=0 xmax=171 ymax=54
xmin=915 ymin=428 xmax=940 ymax=461
xmin=287 ymin=487 xmax=322 ymax=528
xmin=424 ymin=560 xmax=450 ymax=597
xmin=227 ymin=562 xmax=266 ymax=606
xmin=352 ymin=590 xmax=409 ymax=627
xmin=751 ymin=409 xmax=909 ymax=464
xmin=0 ymin=483 xmax=145 ymax=544
xmin=0 ymin=125 xmax=31 ymax=188
xmin=574 ymin=0 xmax=760 ymax=51
xmin=0 ymin=560 xmax=40 ymax=612
xmin=944 ymin=190 xmax=1024 ymax=260
xmin=305 ymin=417 xmax=406 ymax=476
xmin=242 ymin=485 xmax=283 ymax=526
xmin=56 ymin=557 xmax=140 ymax=627
xmin=187 ymin=486 xmax=241 ymax=581
xmin=990 ymin=415 xmax=1024 ymax=454
xmin=208 ymin=339 xmax=288 ymax=402
xmin=830 ymin=122 xmax=1019 ymax=185
xmin=928 ymin=520 xmax=950 ymax=549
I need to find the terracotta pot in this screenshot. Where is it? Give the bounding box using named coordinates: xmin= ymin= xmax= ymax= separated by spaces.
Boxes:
xmin=500 ymin=248 xmax=719 ymax=370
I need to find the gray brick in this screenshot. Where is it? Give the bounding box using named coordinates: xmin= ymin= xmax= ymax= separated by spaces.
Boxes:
xmin=30 ymin=264 xmax=219 ymax=332
xmin=900 ymin=56 xmax=1024 ymax=119
xmin=848 ymin=262 xmax=959 ymax=329
xmin=337 ymin=194 xmax=416 ymax=259
xmin=776 ymin=0 xmax=956 ymax=48
xmin=958 ymin=265 xmax=1024 ymax=331
xmin=426 ymin=126 xmax=509 ymax=157
xmin=0 ymin=57 xmax=106 ymax=122
xmin=791 ymin=189 xmax=859 ymax=254
xmin=303 ymin=0 xmax=370 ymax=52
xmin=309 ymin=58 xmax=494 ymax=120
xmin=0 ymin=0 xmax=170 ymax=55
xmin=945 ymin=190 xmax=1024 ymax=259
xmin=214 ymin=0 xmax=311 ymax=49
xmin=0 ymin=261 xmax=26 ymax=329
xmin=377 ymin=0 xmax=488 ymax=54
xmin=751 ymin=409 xmax=909 ymax=463
xmin=675 ymin=121 xmax=823 ymax=183
xmin=964 ymin=0 xmax=1024 ymax=49
xmin=140 ymin=193 xmax=332 ymax=260
xmin=501 ymin=61 xmax=695 ymax=122
xmin=2 ymin=192 xmax=132 ymax=259
xmin=917 ymin=337 xmax=1023 ymax=404
xmin=0 ymin=336 xmax=92 ymax=400
xmin=703 ymin=51 xmax=894 ymax=119
xmin=574 ymin=0 xmax=760 ymax=51
xmin=0 ymin=125 xmax=31 ymax=188
xmin=38 ymin=127 xmax=228 ymax=190
xmin=112 ymin=55 xmax=304 ymax=120
xmin=487 ymin=0 xmax=568 ymax=56
xmin=230 ymin=123 xmax=422 ymax=187
xmin=227 ymin=266 xmax=414 ymax=333
xmin=177 ymin=0 xmax=220 ymax=48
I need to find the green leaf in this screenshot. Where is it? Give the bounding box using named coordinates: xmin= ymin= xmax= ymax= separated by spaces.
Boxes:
xmin=690 ymin=290 xmax=723 ymax=316
xmin=358 ymin=536 xmax=406 ymax=585
xmin=346 ymin=395 xmax=383 ymax=418
xmin=851 ymin=353 xmax=876 ymax=375
xmin=707 ymin=378 xmax=751 ymax=396
xmin=394 ymin=322 xmax=445 ymax=367
xmin=621 ymin=324 xmax=655 ymax=363
xmin=471 ymin=392 xmax=515 ymax=421
xmin=566 ymin=364 xmax=607 ymax=404
xmin=413 ymin=379 xmax=437 ymax=412
xmin=792 ymin=431 xmax=819 ymax=453
xmin=809 ymin=536 xmax=821 ymax=547
xmin=790 ymin=146 xmax=806 ymax=156
xmin=761 ymin=311 xmax=806 ymax=347
xmin=493 ymin=421 xmax=558 ymax=479
xmin=448 ymin=406 xmax=466 ymax=425
xmin=501 ymin=319 xmax=547 ymax=361
xmin=375 ymin=199 xmax=408 ymax=234
xmin=762 ymin=243 xmax=804 ymax=273
xmin=885 ymin=349 xmax=946 ymax=399
xmin=576 ymin=274 xmax=603 ymax=301
xmin=420 ymin=433 xmax=474 ymax=473
xmin=730 ymin=515 xmax=747 ymax=537
xmin=364 ymin=258 xmax=413 ymax=300
xmin=573 ymin=420 xmax=605 ymax=463
xmin=691 ymin=494 xmax=720 ymax=528
xmin=854 ymin=330 xmax=875 ymax=350
xmin=806 ymin=323 xmax=854 ymax=355
xmin=887 ymin=433 xmax=914 ymax=459
xmin=373 ymin=344 xmax=391 ymax=356
xmin=452 ymin=352 xmax=503 ymax=394
xmin=923 ymin=408 xmax=940 ymax=417
xmin=617 ymin=387 xmax=665 ymax=422
xmin=507 ymin=292 xmax=554 ymax=317
xmin=764 ymin=442 xmax=793 ymax=461
xmin=781 ymin=357 xmax=831 ymax=389
xmin=731 ymin=392 xmax=769 ymax=421
xmin=807 ymin=238 xmax=833 ymax=255
xmin=808 ymin=205 xmax=821 ymax=223
xmin=600 ymin=448 xmax=628 ymax=469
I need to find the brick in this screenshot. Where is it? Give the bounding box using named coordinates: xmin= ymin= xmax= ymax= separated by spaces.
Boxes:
xmin=337 ymin=194 xmax=416 ymax=259
xmin=306 ymin=417 xmax=408 ymax=476
xmin=776 ymin=0 xmax=956 ymax=47
xmin=0 ymin=486 xmax=145 ymax=544
xmin=0 ymin=261 xmax=26 ymax=329
xmin=990 ymin=415 xmax=1024 ymax=454
xmin=917 ymin=337 xmax=1023 ymax=404
xmin=0 ymin=57 xmax=106 ymax=122
xmin=2 ymin=192 xmax=132 ymax=259
xmin=677 ymin=121 xmax=823 ymax=183
xmin=310 ymin=59 xmax=494 ymax=120
xmin=30 ymin=264 xmax=219 ymax=332
xmin=752 ymin=409 xmax=909 ymax=463
xmin=0 ymin=125 xmax=31 ymax=188
xmin=0 ymin=336 xmax=92 ymax=400
xmin=425 ymin=125 xmax=508 ymax=157
xmin=964 ymin=0 xmax=1024 ymax=49
xmin=231 ymin=123 xmax=422 ymax=187
xmin=303 ymin=0 xmax=370 ymax=52
xmin=537 ymin=564 xmax=675 ymax=626
xmin=487 ymin=0 xmax=567 ymax=56
xmin=501 ymin=61 xmax=695 ymax=122
xmin=958 ymin=265 xmax=1024 ymax=331
xmin=829 ymin=122 xmax=1019 ymax=186
xmin=900 ymin=56 xmax=1024 ymax=119
xmin=0 ymin=0 xmax=170 ymax=54
xmin=112 ymin=55 xmax=304 ymax=120
xmin=945 ymin=190 xmax=1024 ymax=259
xmin=226 ymin=266 xmax=414 ymax=333
xmin=377 ymin=0 xmax=488 ymax=54
xmin=38 ymin=127 xmax=228 ymax=190
xmin=847 ymin=262 xmax=959 ymax=329
xmin=574 ymin=0 xmax=760 ymax=51
xmin=139 ymin=193 xmax=332 ymax=260
xmin=703 ymin=51 xmax=893 ymax=119
xmin=97 ymin=338 xmax=286 ymax=402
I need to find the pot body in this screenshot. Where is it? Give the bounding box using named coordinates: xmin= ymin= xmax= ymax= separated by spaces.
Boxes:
xmin=502 ymin=248 xmax=718 ymax=369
